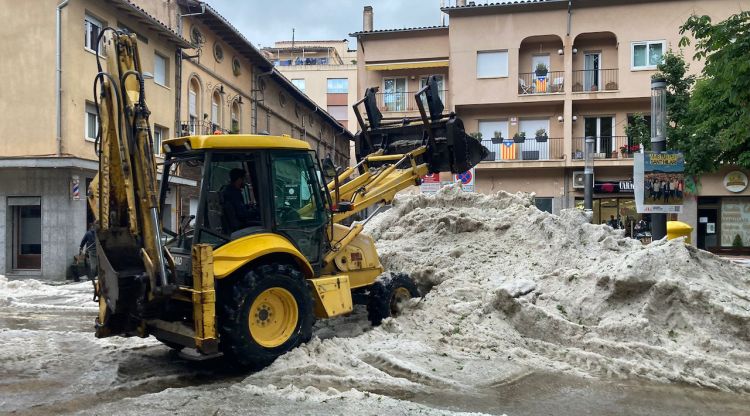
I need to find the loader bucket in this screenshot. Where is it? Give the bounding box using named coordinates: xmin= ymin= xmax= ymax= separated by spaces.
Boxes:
xmin=353 ymin=76 xmax=488 ymax=174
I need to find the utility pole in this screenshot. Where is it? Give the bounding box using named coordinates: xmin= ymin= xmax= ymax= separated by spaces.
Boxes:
xmin=584 ymin=136 xmax=595 ymax=217
xmin=650 ymin=78 xmax=667 ymax=240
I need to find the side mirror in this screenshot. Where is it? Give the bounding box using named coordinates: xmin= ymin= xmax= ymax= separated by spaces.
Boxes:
xmin=322 ymin=156 xmax=337 ymax=180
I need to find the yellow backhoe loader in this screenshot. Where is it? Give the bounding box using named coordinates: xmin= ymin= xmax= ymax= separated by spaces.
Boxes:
xmin=89 ymin=29 xmax=487 ymax=367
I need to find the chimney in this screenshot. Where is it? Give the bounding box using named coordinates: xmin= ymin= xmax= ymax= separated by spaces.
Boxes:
xmin=363 ymin=6 xmax=373 ymax=32
xmin=456 ymin=0 xmax=466 ymax=6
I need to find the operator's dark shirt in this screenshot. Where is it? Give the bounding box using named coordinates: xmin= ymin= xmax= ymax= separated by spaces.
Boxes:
xmin=222 ymin=185 xmax=253 ymax=232
xmin=80 ymin=230 xmax=95 ymax=250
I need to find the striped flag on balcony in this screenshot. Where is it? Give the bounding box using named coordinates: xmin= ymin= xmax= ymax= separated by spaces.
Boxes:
xmin=501 ymin=140 xmax=517 ymax=160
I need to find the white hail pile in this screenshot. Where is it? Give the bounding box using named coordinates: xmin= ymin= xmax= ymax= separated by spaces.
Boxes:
xmin=247 ymin=184 xmax=750 ymax=396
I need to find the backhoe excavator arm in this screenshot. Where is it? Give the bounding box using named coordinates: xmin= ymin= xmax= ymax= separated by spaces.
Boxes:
xmin=325 ymin=76 xmax=488 ymax=224
xmin=87 ymin=29 xmax=175 ymax=336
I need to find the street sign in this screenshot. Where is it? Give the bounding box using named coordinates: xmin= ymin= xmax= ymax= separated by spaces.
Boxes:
xmin=454 ymin=168 xmax=475 ymax=192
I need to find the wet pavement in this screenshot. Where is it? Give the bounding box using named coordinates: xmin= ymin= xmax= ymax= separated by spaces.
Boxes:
xmin=2 ymin=280 xmax=750 ymax=415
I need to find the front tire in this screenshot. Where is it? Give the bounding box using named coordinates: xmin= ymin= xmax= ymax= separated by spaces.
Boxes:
xmin=217 ymin=263 xmax=313 ymax=369
xmin=367 ymin=272 xmax=420 ymax=326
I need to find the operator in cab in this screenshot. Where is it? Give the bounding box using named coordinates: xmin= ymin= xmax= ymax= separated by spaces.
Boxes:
xmin=222 ymin=168 xmax=259 ymax=233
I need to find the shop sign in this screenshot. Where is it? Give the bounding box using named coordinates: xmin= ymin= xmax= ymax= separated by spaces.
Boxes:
xmin=71 ymin=175 xmax=81 ymax=201
xmin=633 ymin=152 xmax=685 ymax=214
xmin=420 ymin=173 xmax=441 ymax=194
xmin=594 ymin=180 xmax=633 ymax=193
xmin=723 ymin=171 xmax=748 ymax=193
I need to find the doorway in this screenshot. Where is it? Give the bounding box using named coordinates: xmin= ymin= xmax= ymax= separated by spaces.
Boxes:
xmin=383 ymin=78 xmax=407 ymax=111
xmin=584 ymin=52 xmax=601 ymax=91
xmin=8 ymin=197 xmax=42 ymax=270
xmin=532 ymin=54 xmax=550 ymax=79
xmin=584 ymin=116 xmax=614 ymax=157
xmin=697 ymin=208 xmax=719 ymax=250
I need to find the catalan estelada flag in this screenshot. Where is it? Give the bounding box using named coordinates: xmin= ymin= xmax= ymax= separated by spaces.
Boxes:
xmin=501 ymin=140 xmax=517 ymax=160
xmin=535 ymin=77 xmax=548 ymax=93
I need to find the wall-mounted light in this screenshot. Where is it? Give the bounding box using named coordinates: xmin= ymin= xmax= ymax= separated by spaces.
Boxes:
xmin=558 ymin=49 xmax=564 ymax=55
xmin=572 ymin=115 xmax=578 ymax=122
xmin=557 ymin=115 xmax=564 ymax=122
xmin=219 ymin=85 xmax=225 ymax=94
xmin=237 ymin=96 xmax=243 ymax=104
xmin=572 ymin=47 xmax=578 ymax=54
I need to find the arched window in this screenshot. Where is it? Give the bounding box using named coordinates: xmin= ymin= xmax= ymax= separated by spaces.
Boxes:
xmin=211 ymin=90 xmax=221 ymax=132
xmin=188 ymin=77 xmax=200 ymax=135
xmin=231 ymin=100 xmax=240 ymax=133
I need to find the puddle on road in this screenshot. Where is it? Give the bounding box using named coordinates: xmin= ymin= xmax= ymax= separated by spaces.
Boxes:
xmin=407 ymin=372 xmax=750 ymax=416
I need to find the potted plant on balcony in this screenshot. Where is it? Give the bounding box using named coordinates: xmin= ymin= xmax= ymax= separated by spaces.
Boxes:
xmin=491 ymin=131 xmax=504 ymax=144
xmin=535 ymin=128 xmax=548 ymax=142
xmin=535 ymin=63 xmax=548 ymax=78
xmin=513 ymin=131 xmax=526 ymax=143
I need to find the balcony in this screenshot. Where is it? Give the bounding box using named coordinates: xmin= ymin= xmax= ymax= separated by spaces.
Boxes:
xmin=518 ymin=71 xmax=565 ymax=95
xmin=180 ymin=120 xmax=231 ymax=136
xmin=571 ymin=136 xmax=635 ymax=160
xmin=374 ymin=90 xmax=448 ymax=113
xmin=480 ymin=138 xmax=565 ymax=162
xmin=572 ymin=69 xmax=619 ymax=92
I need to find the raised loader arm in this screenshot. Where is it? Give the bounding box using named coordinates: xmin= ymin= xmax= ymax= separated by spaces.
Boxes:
xmin=327 ymin=76 xmax=488 ymax=223
xmin=87 ymin=29 xmax=175 ymax=336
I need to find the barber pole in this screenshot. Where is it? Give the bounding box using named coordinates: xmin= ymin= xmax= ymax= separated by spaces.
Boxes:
xmin=71 ymin=175 xmax=81 ymax=200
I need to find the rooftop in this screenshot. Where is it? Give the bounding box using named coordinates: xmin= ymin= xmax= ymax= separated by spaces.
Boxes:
xmin=349 ymin=25 xmax=448 ymax=38
xmin=107 ymin=0 xmax=192 ymax=48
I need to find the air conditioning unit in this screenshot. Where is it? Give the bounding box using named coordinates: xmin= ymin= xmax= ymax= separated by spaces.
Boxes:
xmin=573 ymin=171 xmax=585 ymax=189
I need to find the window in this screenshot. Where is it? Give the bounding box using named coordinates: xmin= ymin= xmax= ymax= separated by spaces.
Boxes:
xmin=291 ymin=79 xmax=306 ymax=93
xmin=231 ymin=101 xmax=240 ymax=133
xmin=84 ymin=14 xmax=104 ymax=54
xmin=211 ymin=91 xmax=221 ymax=131
xmin=534 ymin=197 xmax=553 ymax=213
xmin=85 ymin=102 xmax=98 ymax=141
xmin=154 ymin=53 xmax=168 ymax=87
xmin=327 ymin=105 xmax=348 ymax=121
xmin=327 ymin=78 xmax=348 ymax=94
xmin=213 ymin=43 xmax=224 ymax=62
xmin=477 ymin=50 xmax=508 ymax=78
xmin=153 ymin=125 xmax=167 ymax=155
xmin=232 ymin=57 xmax=241 ymax=76
xmin=188 ymin=78 xmax=200 ymax=135
xmin=271 ymin=151 xmax=326 ymax=262
xmin=631 ymin=41 xmax=665 ymax=69
xmin=383 ymin=77 xmax=407 ymax=111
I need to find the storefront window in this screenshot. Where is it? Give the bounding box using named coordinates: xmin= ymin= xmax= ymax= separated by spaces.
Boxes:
xmin=721 ymin=197 xmax=750 ymax=248
xmin=576 ymin=197 xmax=648 ymax=239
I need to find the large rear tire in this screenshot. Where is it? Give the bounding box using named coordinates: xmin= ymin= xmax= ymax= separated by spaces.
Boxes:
xmin=367 ymin=272 xmax=420 ymax=326
xmin=217 ymin=263 xmax=313 ymax=369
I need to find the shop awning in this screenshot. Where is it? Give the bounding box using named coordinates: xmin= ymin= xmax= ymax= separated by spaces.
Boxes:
xmin=365 ymin=60 xmax=449 ymax=71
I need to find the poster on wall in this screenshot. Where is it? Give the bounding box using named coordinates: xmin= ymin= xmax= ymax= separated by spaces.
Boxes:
xmin=633 ymin=152 xmax=684 ymax=214
xmin=721 ymin=198 xmax=750 ymax=247
xmin=420 ymin=173 xmax=441 ymax=194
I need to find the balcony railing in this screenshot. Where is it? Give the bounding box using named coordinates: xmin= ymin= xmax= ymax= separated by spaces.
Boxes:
xmin=571 ymin=136 xmax=636 ymax=160
xmin=274 ymin=57 xmax=330 ymax=66
xmin=480 ymin=137 xmax=565 ymax=162
xmin=518 ymin=71 xmax=565 ymax=95
xmin=180 ymin=120 xmax=231 ymax=136
xmin=572 ymin=69 xmax=619 ymax=92
xmin=374 ymin=90 xmax=448 ymax=112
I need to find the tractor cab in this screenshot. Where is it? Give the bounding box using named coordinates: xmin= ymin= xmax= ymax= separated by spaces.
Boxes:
xmin=159 ymin=135 xmax=331 ymax=286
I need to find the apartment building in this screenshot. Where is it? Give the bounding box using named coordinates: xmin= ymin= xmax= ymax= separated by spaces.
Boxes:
xmin=0 ymin=0 xmax=353 ymax=279
xmin=262 ymin=39 xmax=358 ymax=161
xmin=351 ymin=0 xmax=750 ymax=253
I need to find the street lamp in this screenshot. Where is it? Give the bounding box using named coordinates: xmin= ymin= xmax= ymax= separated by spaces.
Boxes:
xmin=651 ymin=78 xmax=667 ymax=240
xmin=584 ymin=136 xmax=595 ymax=217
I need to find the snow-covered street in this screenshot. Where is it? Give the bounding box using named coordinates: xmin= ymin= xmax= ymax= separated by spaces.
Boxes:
xmin=2 ymin=188 xmax=750 ymax=415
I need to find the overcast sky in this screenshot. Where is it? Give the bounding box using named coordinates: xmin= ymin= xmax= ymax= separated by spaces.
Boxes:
xmin=206 ymin=0 xmax=450 ymax=49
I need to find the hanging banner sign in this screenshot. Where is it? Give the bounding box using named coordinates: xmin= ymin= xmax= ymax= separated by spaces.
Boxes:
xmin=420 ymin=173 xmax=441 ymax=194
xmin=454 ymin=168 xmax=475 ymax=192
xmin=634 ymin=152 xmax=684 ymax=213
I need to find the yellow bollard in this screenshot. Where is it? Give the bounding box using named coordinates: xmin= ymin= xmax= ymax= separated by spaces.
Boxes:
xmin=667 ymin=221 xmax=693 ymax=244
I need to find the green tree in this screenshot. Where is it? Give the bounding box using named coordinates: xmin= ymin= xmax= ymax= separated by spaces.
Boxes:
xmin=625 ymin=113 xmax=651 ymax=150
xmin=676 ymin=11 xmax=750 ymax=175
